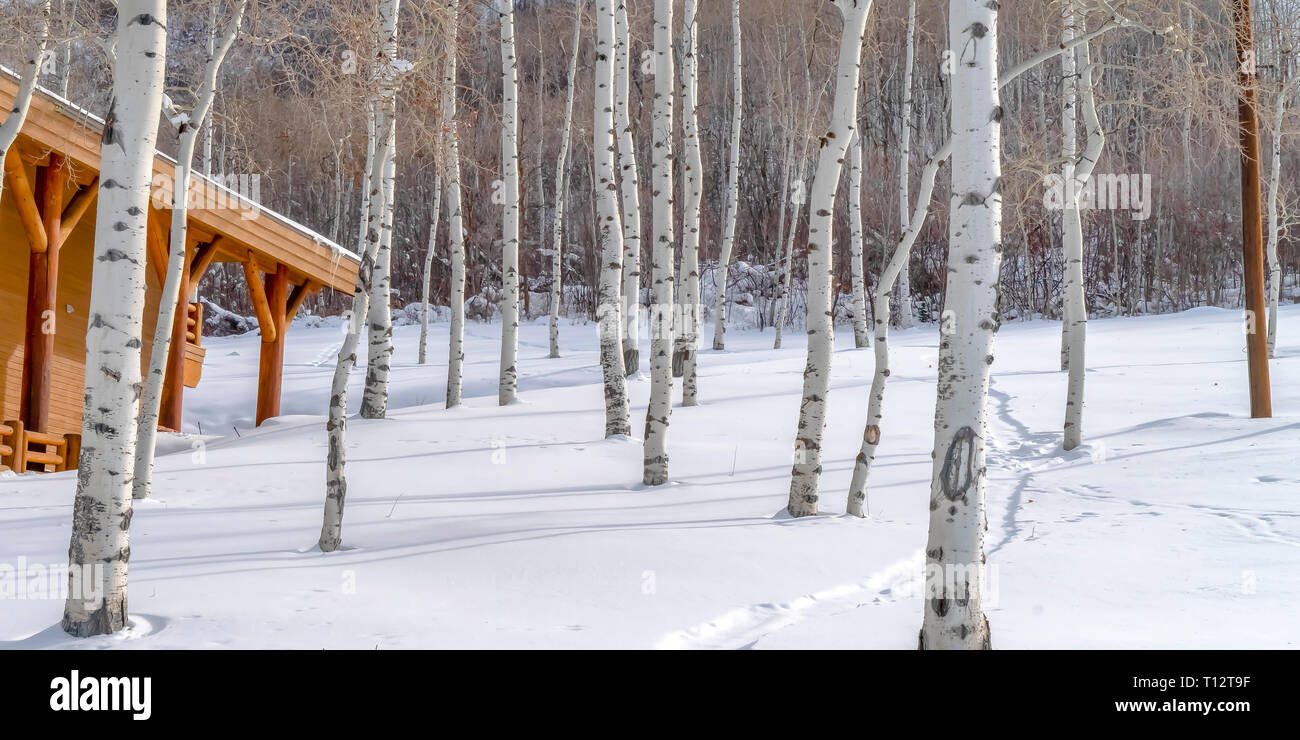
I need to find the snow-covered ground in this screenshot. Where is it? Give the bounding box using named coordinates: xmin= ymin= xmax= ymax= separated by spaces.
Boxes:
xmin=2 ymin=306 xmax=1297 ymax=649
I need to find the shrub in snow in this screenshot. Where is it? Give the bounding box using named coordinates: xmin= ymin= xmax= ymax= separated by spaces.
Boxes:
xmin=200 ymin=298 xmax=257 ymax=336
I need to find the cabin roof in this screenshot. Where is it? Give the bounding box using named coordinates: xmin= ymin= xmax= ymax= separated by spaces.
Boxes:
xmin=1 ymin=66 xmax=360 ymax=294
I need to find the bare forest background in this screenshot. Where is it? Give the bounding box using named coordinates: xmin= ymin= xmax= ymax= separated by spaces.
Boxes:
xmin=2 ymin=0 xmax=1299 ymax=330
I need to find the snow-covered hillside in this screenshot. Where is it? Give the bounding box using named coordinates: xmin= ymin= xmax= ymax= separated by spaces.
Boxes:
xmin=2 ymin=307 xmax=1297 ymax=649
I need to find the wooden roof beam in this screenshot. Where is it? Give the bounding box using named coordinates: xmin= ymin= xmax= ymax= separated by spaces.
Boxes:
xmin=188 ymin=235 xmax=225 ymax=288
xmin=3 ymin=148 xmax=48 ymax=253
xmin=57 ymin=175 xmax=98 ymax=249
xmin=286 ymin=280 xmax=319 ymax=323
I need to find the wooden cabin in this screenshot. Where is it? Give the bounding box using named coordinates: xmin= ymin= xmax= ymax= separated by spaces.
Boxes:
xmin=0 ymin=69 xmax=360 ymax=473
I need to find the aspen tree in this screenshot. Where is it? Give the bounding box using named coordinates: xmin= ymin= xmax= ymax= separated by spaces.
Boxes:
xmin=893 ymin=0 xmax=916 ymax=329
xmin=361 ymin=112 xmax=397 ymax=417
xmin=615 ymin=0 xmax=642 ymax=375
xmin=63 ymin=0 xmax=168 ymax=637
xmin=418 ymin=175 xmax=442 ymax=365
xmin=786 ymin=0 xmax=874 ymax=518
xmin=445 ymin=0 xmax=467 ymax=407
xmin=919 ymin=0 xmax=1000 ymax=650
xmin=595 ymin=0 xmax=631 ymax=436
xmin=1266 ymin=76 xmax=1298 ymax=356
xmin=711 ymin=0 xmax=743 ymax=351
xmin=499 ymin=0 xmax=522 ymax=405
xmin=847 ymin=131 xmax=869 ymax=348
xmin=549 ymin=2 xmax=584 ymax=360
xmin=135 ymin=0 xmax=247 ymax=500
xmin=1062 ymin=9 xmax=1105 ymax=451
xmin=320 ymin=0 xmax=401 ymax=553
xmin=676 ymin=0 xmax=703 ymax=405
xmin=643 ymin=0 xmax=675 ymax=484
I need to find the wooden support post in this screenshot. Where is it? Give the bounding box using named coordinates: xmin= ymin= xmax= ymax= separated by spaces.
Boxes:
xmin=159 ymin=235 xmax=196 ymax=431
xmin=242 ymin=259 xmax=278 ymax=344
xmin=256 ymin=263 xmax=289 ymax=426
xmin=1234 ymin=0 xmax=1273 ymax=418
xmin=20 ymin=154 xmax=66 ymax=432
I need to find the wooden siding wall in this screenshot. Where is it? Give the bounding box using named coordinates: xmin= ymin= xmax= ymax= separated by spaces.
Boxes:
xmin=1 ymin=158 xmax=165 ymax=437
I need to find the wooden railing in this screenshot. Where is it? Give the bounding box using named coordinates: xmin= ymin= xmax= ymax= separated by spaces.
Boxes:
xmin=0 ymin=421 xmax=80 ymax=474
xmin=184 ymin=301 xmax=206 ymax=388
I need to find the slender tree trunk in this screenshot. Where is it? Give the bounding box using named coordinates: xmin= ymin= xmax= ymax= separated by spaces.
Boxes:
xmin=0 ymin=0 xmax=51 ymax=206
xmin=643 ymin=0 xmax=676 ymax=484
xmin=711 ymin=0 xmax=743 ymax=351
xmin=419 ymin=175 xmax=442 ymax=364
xmin=774 ymin=149 xmax=808 ymax=351
xmin=676 ymin=0 xmax=703 ymax=404
xmin=894 ymin=0 xmax=916 ymax=329
xmin=549 ymin=3 xmax=584 ymax=360
xmin=775 ymin=38 xmax=817 ymax=351
xmin=134 ymin=2 xmax=246 ymax=500
xmin=1266 ymin=79 xmax=1295 ymax=356
xmin=361 ymin=109 xmax=397 ymax=418
xmin=62 ymin=0 xmax=167 ymax=637
xmin=786 ymin=0 xmax=874 ymax=518
xmin=320 ymin=0 xmax=401 ymax=553
xmin=919 ymin=0 xmax=999 ymax=651
xmin=1059 ymin=3 xmax=1083 ymax=443
xmin=445 ymin=0 xmax=467 ymax=407
xmin=595 ymin=0 xmax=630 ymax=437
xmin=848 ymin=131 xmax=870 ymax=348
xmin=499 ymin=0 xmax=521 ymax=405
xmin=1063 ymin=21 xmax=1104 ymax=451
xmin=615 ymin=1 xmax=642 ymax=375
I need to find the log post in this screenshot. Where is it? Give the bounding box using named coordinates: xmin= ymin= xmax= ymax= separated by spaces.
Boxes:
xmin=20 ymin=153 xmax=66 ymax=432
xmin=255 ymin=262 xmax=289 ymax=425
xmin=1233 ymin=0 xmax=1272 ymax=418
xmin=159 ymin=235 xmax=197 ymax=431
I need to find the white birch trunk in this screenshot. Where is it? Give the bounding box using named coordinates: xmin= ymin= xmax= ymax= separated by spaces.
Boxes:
xmin=786 ymin=0 xmax=873 ymax=518
xmin=615 ymin=1 xmax=642 ymax=375
xmin=361 ymin=109 xmax=397 ymax=418
xmin=445 ymin=0 xmax=467 ymax=407
xmin=848 ymin=131 xmax=869 ymax=348
xmin=549 ymin=3 xmax=584 ymax=360
xmin=676 ymin=0 xmax=702 ymax=405
xmin=642 ymin=0 xmax=675 ymax=485
xmin=418 ymin=175 xmax=442 ymax=364
xmin=1266 ymin=79 xmax=1296 ymax=357
xmin=1059 ymin=3 xmax=1079 ymax=375
xmin=0 ymin=0 xmax=51 ymax=205
xmin=134 ymin=1 xmax=246 ymax=500
xmin=62 ymin=0 xmax=167 ymax=637
xmin=1062 ymin=18 xmax=1103 ymax=451
xmin=595 ymin=0 xmax=630 ymax=437
xmin=774 ymin=148 xmax=808 ymax=350
xmin=774 ymin=41 xmax=817 ymax=351
xmin=320 ymin=0 xmax=401 ymax=553
xmin=893 ymin=0 xmax=916 ymax=329
xmin=362 ymin=5 xmax=404 ymax=418
xmin=498 ymin=0 xmax=521 ymax=405
xmin=919 ymin=0 xmax=999 ymax=650
xmin=710 ymin=0 xmax=743 ymax=351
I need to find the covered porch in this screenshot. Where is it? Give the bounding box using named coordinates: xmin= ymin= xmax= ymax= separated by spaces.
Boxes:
xmin=0 ymin=69 xmax=360 ymax=472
